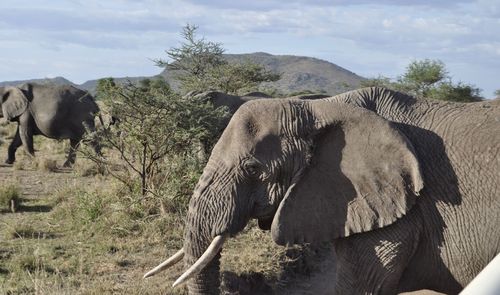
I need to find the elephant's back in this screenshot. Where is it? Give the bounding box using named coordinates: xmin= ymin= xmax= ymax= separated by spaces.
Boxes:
xmin=441 ymin=101 xmax=499 ymax=185
xmin=36 ymin=85 xmax=96 ymax=113
xmin=58 ymin=86 xmax=95 ymax=107
xmin=30 ymin=85 xmax=97 ymax=138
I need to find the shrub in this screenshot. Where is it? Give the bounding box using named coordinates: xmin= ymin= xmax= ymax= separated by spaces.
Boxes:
xmin=361 ymin=59 xmax=483 ymax=102
xmin=82 ymin=78 xmax=228 ymax=214
xmin=77 ymin=191 xmax=105 ymax=223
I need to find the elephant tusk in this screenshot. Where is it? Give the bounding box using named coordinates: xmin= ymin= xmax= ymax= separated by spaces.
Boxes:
xmin=172 ymin=234 xmax=227 ymax=288
xmin=143 ymin=249 xmax=184 ymax=279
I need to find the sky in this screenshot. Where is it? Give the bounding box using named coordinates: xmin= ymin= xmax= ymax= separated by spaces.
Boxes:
xmin=0 ymin=0 xmax=499 ymax=97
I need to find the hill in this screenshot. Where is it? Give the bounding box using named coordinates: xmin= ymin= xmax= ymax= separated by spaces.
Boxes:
xmin=0 ymin=76 xmax=76 ymax=87
xmin=222 ymin=52 xmax=364 ymax=95
xmin=0 ymin=53 xmax=365 ymax=95
xmin=78 ymin=76 xmax=151 ymax=93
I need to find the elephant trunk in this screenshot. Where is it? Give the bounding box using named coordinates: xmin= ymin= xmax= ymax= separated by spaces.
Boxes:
xmin=180 ymin=167 xmax=229 ymax=294
xmin=174 ymin=158 xmax=250 ymax=294
xmin=144 ymin=167 xmax=227 ymax=294
xmin=182 ymin=207 xmax=224 ymax=294
xmin=183 ymin=245 xmax=222 ymax=295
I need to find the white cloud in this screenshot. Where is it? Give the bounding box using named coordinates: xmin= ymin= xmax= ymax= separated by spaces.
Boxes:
xmin=185 ymin=0 xmax=475 ymax=11
xmin=0 ymin=0 xmax=498 ymax=96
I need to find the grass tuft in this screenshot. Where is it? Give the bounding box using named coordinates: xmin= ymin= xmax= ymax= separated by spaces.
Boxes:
xmin=37 ymin=157 xmax=59 ymax=172
xmin=6 ymin=223 xmax=57 ymax=240
xmin=73 ymin=160 xmax=105 ymax=177
xmin=13 ymin=158 xmax=27 ymax=170
xmin=0 ymin=183 xmax=21 ymax=212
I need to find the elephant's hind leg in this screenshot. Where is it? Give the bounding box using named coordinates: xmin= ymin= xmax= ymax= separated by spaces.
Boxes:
xmin=6 ymin=126 xmax=22 ymax=164
xmin=17 ymin=112 xmax=35 ymax=159
xmin=63 ymin=138 xmax=80 ymax=168
xmin=18 ymin=123 xmax=35 ymax=158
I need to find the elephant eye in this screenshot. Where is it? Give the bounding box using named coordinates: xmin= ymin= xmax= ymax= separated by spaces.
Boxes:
xmin=244 ymin=161 xmax=261 ymax=177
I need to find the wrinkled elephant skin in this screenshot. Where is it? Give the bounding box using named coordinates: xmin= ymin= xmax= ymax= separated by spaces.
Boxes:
xmin=148 ymin=87 xmax=499 ymax=295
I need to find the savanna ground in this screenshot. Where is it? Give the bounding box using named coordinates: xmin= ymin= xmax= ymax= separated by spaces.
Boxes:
xmin=0 ymin=121 xmax=336 ymax=294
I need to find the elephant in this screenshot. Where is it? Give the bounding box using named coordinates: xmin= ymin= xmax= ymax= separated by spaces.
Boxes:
xmin=189 ymin=90 xmax=329 ymax=116
xmin=0 ymin=83 xmax=102 ymax=167
xmin=187 ymin=91 xmax=330 ymax=159
xmin=144 ymin=87 xmax=499 ymax=294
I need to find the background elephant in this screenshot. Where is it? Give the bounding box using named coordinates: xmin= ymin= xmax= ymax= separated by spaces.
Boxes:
xmin=146 ymin=87 xmax=499 ymax=294
xmin=190 ymin=90 xmax=329 ymax=116
xmin=188 ymin=91 xmax=330 ymax=159
xmin=0 ymin=83 xmax=101 ymax=167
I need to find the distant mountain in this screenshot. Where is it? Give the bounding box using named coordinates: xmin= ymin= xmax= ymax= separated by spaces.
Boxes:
xmin=1 ymin=53 xmax=365 ymax=96
xmin=0 ymin=76 xmax=151 ymax=95
xmin=0 ymin=76 xmax=76 ymax=87
xmin=222 ymin=52 xmax=364 ymax=95
xmin=78 ymin=76 xmax=151 ymax=93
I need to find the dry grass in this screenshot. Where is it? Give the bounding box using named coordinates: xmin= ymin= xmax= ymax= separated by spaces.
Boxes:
xmin=0 ymin=175 xmax=295 ymax=294
xmin=37 ymin=157 xmax=59 ymax=172
xmin=12 ymin=159 xmax=27 ymax=170
xmin=0 ymin=134 xmax=327 ymax=295
xmin=0 ymin=121 xmax=16 ymax=140
xmin=222 ymin=222 xmax=286 ymax=278
xmin=73 ymin=159 xmax=105 ymax=177
xmin=0 ymin=183 xmax=21 ymax=213
xmin=0 ymin=174 xmax=190 ymax=294
xmin=12 ymin=155 xmax=38 ymax=171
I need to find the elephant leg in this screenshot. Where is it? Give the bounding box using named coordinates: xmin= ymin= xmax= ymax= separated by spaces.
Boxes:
xmin=18 ymin=122 xmax=35 ymax=158
xmin=6 ymin=126 xmax=22 ymax=164
xmin=82 ymin=119 xmax=101 ymax=156
xmin=64 ymin=138 xmax=80 ymax=168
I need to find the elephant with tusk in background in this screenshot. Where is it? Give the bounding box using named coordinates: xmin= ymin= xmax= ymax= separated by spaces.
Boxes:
xmin=186 ymin=90 xmax=330 ymax=160
xmin=145 ymin=87 xmax=499 ymax=294
xmin=0 ymin=83 xmax=102 ymax=167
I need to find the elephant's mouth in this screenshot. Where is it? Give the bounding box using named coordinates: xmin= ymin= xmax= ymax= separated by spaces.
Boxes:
xmin=255 ymin=205 xmax=279 ymax=230
xmin=257 ymin=215 xmax=274 ymax=230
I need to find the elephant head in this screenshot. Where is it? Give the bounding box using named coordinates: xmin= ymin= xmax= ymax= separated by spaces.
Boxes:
xmin=0 ymin=86 xmax=29 ymax=121
xmin=145 ymin=98 xmax=423 ymax=294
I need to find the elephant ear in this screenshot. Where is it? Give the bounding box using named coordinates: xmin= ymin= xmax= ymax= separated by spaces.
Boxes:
xmin=1 ymin=87 xmax=28 ymax=121
xmin=271 ymin=102 xmax=423 ymax=245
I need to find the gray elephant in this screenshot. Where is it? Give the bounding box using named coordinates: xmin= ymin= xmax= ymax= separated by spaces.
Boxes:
xmin=189 ymin=91 xmax=330 ymax=159
xmin=190 ymin=90 xmax=328 ymax=115
xmin=0 ymin=83 xmax=101 ymax=167
xmin=145 ymin=87 xmax=499 ymax=294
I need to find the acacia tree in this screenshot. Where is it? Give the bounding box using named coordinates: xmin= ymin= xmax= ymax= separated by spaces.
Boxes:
xmin=155 ymin=24 xmax=280 ymax=94
xmin=396 ymin=59 xmax=447 ymax=96
xmin=82 ymin=25 xmax=281 ymax=212
xmin=83 ymin=78 xmax=227 ymax=203
xmin=361 ymin=59 xmax=482 ymax=102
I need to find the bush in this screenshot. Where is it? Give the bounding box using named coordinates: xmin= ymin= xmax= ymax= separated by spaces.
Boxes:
xmin=427 ymin=81 xmax=482 ymax=102
xmin=361 ymin=59 xmax=483 ymax=102
xmin=81 ymin=78 xmax=228 ymax=214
